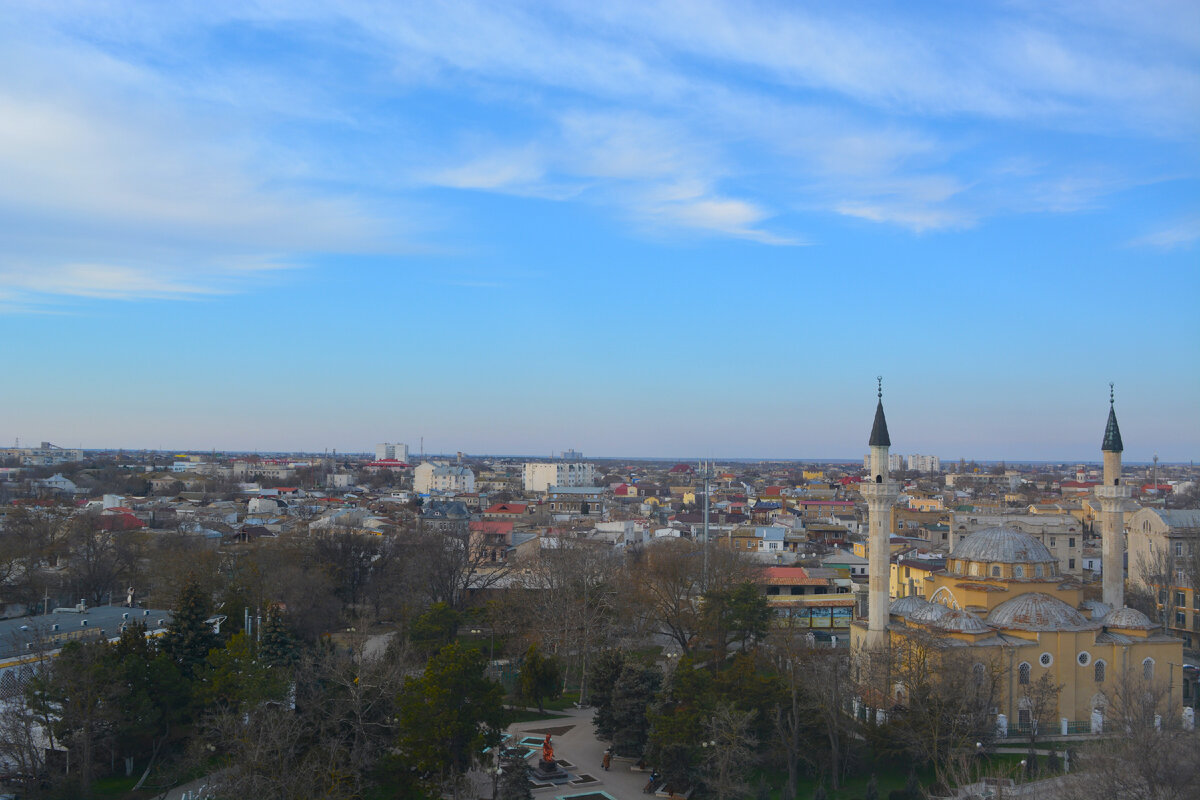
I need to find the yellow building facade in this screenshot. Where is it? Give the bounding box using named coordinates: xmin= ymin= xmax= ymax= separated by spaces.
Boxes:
xmin=853 ymin=526 xmax=1183 ymax=729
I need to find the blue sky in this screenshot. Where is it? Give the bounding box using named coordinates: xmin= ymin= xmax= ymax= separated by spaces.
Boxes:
xmin=0 ymin=1 xmax=1197 ymax=461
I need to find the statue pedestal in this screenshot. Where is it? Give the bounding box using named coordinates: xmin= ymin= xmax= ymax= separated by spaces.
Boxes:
xmin=532 ymin=758 xmax=568 ymax=782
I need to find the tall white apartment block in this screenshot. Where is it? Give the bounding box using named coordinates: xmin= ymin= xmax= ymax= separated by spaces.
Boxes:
xmin=375 ymin=442 xmax=409 ymax=463
xmin=523 ymin=462 xmax=596 ymax=493
xmin=907 ymin=454 xmax=940 ymax=472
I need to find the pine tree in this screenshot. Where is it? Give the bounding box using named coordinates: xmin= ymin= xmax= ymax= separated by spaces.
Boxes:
xmin=162 ymin=580 xmax=218 ymax=679
xmin=497 ymin=755 xmax=533 ymax=800
xmin=259 ymin=605 xmax=299 ymax=669
xmin=517 ymin=643 xmax=562 ymax=713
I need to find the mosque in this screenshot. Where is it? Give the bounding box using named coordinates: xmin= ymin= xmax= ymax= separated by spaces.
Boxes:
xmin=850 ymin=385 xmax=1185 ymax=730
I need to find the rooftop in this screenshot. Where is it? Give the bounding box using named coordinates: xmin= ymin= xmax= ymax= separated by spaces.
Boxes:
xmin=0 ymin=606 xmax=174 ymax=662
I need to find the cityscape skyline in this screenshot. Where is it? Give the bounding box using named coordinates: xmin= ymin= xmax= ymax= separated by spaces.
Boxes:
xmin=0 ymin=2 xmax=1197 ymax=461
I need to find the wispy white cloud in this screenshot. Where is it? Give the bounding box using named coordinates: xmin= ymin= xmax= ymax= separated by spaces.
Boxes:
xmin=0 ymin=0 xmax=1196 ymax=309
xmin=1128 ymin=216 xmax=1200 ymax=250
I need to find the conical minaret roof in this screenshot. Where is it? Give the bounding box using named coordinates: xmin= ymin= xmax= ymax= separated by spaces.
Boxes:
xmin=1102 ymin=385 xmax=1123 ymax=453
xmin=869 ymin=379 xmax=891 ymax=447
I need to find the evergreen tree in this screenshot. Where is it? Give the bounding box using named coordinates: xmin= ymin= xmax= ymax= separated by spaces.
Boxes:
xmin=162 ymin=580 xmax=218 ymax=679
xmin=590 ymin=649 xmax=626 ymax=741
xmin=496 ymin=754 xmax=533 ymax=800
xmin=409 ymin=601 xmax=461 ymax=653
xmin=396 ymin=643 xmax=508 ymax=786
xmin=258 ymin=604 xmax=299 ymax=669
xmin=610 ymin=662 xmax=662 ymax=758
xmin=202 ymin=632 xmax=287 ymax=710
xmin=517 ymin=643 xmax=562 ymax=713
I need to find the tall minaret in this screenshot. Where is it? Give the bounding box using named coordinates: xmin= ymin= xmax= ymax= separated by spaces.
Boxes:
xmin=861 ymin=378 xmax=899 ymax=650
xmin=1094 ymin=383 xmax=1131 ymax=609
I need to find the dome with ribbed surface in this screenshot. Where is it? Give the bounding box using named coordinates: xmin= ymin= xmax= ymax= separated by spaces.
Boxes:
xmin=1080 ymin=600 xmax=1113 ymax=620
xmin=889 ymin=596 xmax=929 ymax=617
xmin=953 ymin=527 xmax=1057 ymax=565
xmin=909 ymin=602 xmax=952 ymax=624
xmin=1102 ymin=606 xmax=1155 ymax=630
xmin=936 ymin=608 xmax=991 ymax=634
xmin=987 ymin=592 xmax=1095 ymax=631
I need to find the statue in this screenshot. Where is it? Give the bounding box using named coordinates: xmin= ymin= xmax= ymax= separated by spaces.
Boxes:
xmin=530 ymin=732 xmax=568 ymax=781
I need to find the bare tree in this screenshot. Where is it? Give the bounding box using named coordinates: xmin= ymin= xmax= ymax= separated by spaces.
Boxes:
xmin=406 ymin=527 xmax=511 ymax=611
xmin=1135 ymin=544 xmax=1183 ymax=632
xmin=517 ymin=536 xmax=620 ymax=701
xmin=1064 ymin=664 xmax=1197 ymax=800
xmin=1019 ymin=671 xmax=1062 ymax=777
xmin=875 ymin=630 xmax=1005 ymax=784
xmin=766 ymin=628 xmax=855 ymax=795
xmin=701 ymin=703 xmax=758 ymax=800
xmin=622 ymin=539 xmax=751 ymax=655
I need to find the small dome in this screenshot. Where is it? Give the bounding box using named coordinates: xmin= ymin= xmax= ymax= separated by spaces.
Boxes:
xmin=988 ymin=592 xmax=1094 ymax=631
xmin=889 ymin=596 xmax=929 ymax=617
xmin=937 ymin=608 xmax=990 ymax=634
xmin=953 ymin=527 xmax=1057 ymax=565
xmin=1080 ymin=600 xmax=1113 ymax=619
xmin=909 ymin=602 xmax=952 ymax=624
xmin=1102 ymin=606 xmax=1156 ymax=630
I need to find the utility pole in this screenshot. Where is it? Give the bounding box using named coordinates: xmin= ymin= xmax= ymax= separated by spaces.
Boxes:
xmin=701 ymin=459 xmax=714 ymax=590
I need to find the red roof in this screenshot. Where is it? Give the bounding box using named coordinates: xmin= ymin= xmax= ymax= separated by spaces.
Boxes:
xmin=470 ymin=520 xmax=514 ymax=534
xmin=764 ymin=486 xmax=782 ymax=497
xmin=367 ymin=460 xmax=410 ymax=468
xmin=484 ymin=502 xmax=528 ymax=514
xmin=669 ymin=464 xmax=693 ymax=473
xmin=96 ymin=513 xmax=144 ymax=531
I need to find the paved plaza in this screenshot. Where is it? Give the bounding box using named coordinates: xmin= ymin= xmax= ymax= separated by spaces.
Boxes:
xmin=500 ymin=706 xmax=661 ymax=800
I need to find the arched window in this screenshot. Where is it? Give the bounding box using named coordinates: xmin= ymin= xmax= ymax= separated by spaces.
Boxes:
xmin=1014 ymin=565 xmax=1025 ymax=578
xmin=991 ymin=565 xmax=1001 ymax=577
xmin=1035 ymin=565 xmax=1044 ymax=578
xmin=1143 ymin=658 xmax=1155 ymax=680
xmin=1094 ymin=660 xmax=1105 ymax=683
xmin=1019 ymin=662 xmax=1031 ymax=685
xmin=972 ymin=663 xmax=986 ymax=686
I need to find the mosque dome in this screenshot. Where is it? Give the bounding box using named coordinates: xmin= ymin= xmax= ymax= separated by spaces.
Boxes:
xmin=1080 ymin=600 xmax=1113 ymax=619
xmin=909 ymin=602 xmax=952 ymax=624
xmin=987 ymin=592 xmax=1095 ymax=631
xmin=936 ymin=608 xmax=990 ymax=634
xmin=954 ymin=527 xmax=1056 ymax=565
xmin=889 ymin=596 xmax=929 ymax=617
xmin=1102 ymin=606 xmax=1156 ymax=630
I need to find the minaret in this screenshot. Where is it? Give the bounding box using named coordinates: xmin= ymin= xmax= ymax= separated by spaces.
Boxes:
xmin=861 ymin=378 xmax=899 ymax=650
xmin=1094 ymin=383 xmax=1131 ymax=609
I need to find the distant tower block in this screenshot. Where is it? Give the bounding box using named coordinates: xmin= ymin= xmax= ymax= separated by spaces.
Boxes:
xmin=860 ymin=378 xmax=899 ymax=650
xmin=1094 ymin=384 xmax=1131 ymax=609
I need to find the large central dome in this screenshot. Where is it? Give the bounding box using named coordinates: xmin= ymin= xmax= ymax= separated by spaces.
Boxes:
xmin=954 ymin=526 xmax=1056 ymax=565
